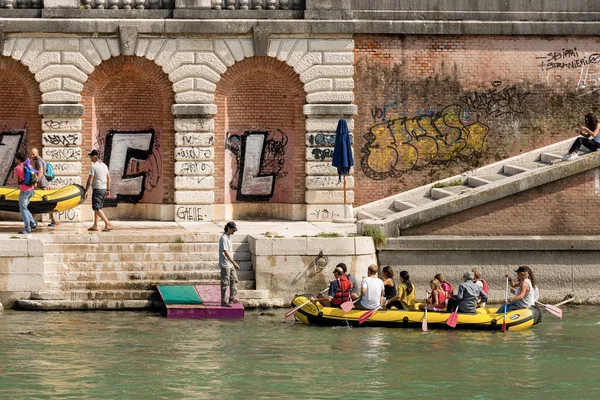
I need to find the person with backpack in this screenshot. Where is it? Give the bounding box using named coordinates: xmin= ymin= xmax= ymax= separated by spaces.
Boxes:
xmin=13 ymin=151 xmax=37 ymax=235
xmin=30 ymin=148 xmax=58 ymax=227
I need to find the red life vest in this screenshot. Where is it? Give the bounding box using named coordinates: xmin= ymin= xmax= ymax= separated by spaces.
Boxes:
xmin=429 ymin=289 xmax=446 ymax=306
xmin=474 ymin=278 xmax=489 ymax=294
xmin=441 ymin=281 xmax=454 ymax=296
xmin=331 ymin=275 xmax=353 ymax=306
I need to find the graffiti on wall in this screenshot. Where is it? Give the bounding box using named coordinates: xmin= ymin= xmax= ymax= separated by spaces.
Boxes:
xmin=578 ymin=52 xmax=600 ymax=96
xmin=461 ymin=82 xmax=530 ymax=118
xmin=361 ymin=105 xmax=489 ymax=180
xmin=0 ymin=122 xmax=27 ymax=185
xmin=226 ymin=130 xmax=288 ymax=201
xmin=536 ymin=48 xmax=600 ymax=70
xmin=96 ymin=129 xmax=162 ymax=205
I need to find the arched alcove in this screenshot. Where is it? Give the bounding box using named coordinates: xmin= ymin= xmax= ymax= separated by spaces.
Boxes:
xmin=214 ymin=56 xmax=306 ymax=219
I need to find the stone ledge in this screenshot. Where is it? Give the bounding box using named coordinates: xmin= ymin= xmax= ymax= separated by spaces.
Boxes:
xmin=172 ymin=10 xmax=303 ymax=19
xmin=42 ymin=9 xmax=173 ymax=19
xmin=0 ymin=10 xmax=41 ymax=19
xmin=39 ymin=104 xmax=84 ymax=116
xmin=172 ymin=104 xmax=217 ymax=117
xmin=385 ymin=236 xmax=600 ymax=251
xmin=303 ymin=104 xmax=357 ymax=116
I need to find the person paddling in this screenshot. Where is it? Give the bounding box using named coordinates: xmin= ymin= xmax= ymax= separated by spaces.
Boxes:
xmin=310 ymin=267 xmax=353 ymax=308
xmin=497 ymin=266 xmax=538 ymax=313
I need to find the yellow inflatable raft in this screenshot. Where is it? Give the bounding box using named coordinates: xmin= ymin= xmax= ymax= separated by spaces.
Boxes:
xmin=0 ymin=184 xmax=85 ymax=214
xmin=290 ymin=295 xmax=541 ymax=331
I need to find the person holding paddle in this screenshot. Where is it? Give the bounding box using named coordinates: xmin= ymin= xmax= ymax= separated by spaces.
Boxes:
xmin=497 ymin=266 xmax=537 ymax=313
xmin=446 ymin=271 xmax=487 ymax=314
xmin=355 ymin=264 xmax=385 ymax=310
xmin=310 ymin=267 xmax=353 ymax=308
xmin=337 ymin=263 xmax=360 ymax=301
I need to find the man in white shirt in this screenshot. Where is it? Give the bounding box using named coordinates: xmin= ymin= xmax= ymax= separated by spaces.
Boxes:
xmin=357 ymin=264 xmax=385 ymax=310
xmin=219 ymin=221 xmax=240 ymax=307
xmin=84 ymin=149 xmax=112 ymax=232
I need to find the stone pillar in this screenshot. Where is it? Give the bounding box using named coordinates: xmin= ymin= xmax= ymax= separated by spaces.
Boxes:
xmin=172 ymin=104 xmax=216 ymax=222
xmin=39 ymin=104 xmax=84 ymax=223
xmin=305 ymin=0 xmax=352 ymax=19
xmin=304 ymin=104 xmax=357 ymax=222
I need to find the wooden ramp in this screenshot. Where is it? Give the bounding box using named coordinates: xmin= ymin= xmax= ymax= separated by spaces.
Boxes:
xmin=157 ymin=284 xmax=244 ymax=319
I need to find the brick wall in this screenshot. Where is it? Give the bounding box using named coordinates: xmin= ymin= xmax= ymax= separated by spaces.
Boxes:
xmin=403 ymin=168 xmax=600 ymax=235
xmin=0 ymin=56 xmax=42 ymax=185
xmin=81 ymin=56 xmax=175 ymax=204
xmin=214 ymin=56 xmax=306 ymax=204
xmin=354 ymin=34 xmax=600 ymax=206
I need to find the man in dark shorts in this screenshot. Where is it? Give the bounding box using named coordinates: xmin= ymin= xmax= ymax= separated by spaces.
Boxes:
xmin=83 ymin=149 xmax=112 ymax=232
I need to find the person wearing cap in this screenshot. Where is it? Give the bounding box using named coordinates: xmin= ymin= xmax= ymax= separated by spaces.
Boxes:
xmin=446 ymin=271 xmax=487 ymax=314
xmin=84 ymin=149 xmax=112 ymax=232
xmin=219 ymin=221 xmax=240 ymax=307
xmin=310 ymin=266 xmax=353 ymax=307
xmin=497 ymin=266 xmax=538 ymax=314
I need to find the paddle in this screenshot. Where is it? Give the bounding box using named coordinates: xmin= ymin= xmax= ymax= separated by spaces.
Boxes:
xmin=341 ymin=298 xmax=360 ymax=313
xmin=554 ymin=297 xmax=575 ymax=307
xmin=535 ymin=301 xmax=562 ymax=318
xmin=446 ymin=305 xmax=459 ymax=328
xmin=502 ymin=276 xmax=509 ymax=332
xmin=284 ymin=288 xmax=328 ymax=319
xmin=422 ymin=290 xmax=428 ymax=332
xmin=358 ymin=305 xmax=382 ymax=325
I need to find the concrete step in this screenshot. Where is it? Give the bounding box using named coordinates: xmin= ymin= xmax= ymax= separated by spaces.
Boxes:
xmin=55 ymin=279 xmax=256 ymax=291
xmin=43 ymin=233 xmax=236 ymax=244
xmin=503 ymin=161 xmax=549 ymax=176
xmin=430 ymin=185 xmax=472 ymax=199
xmin=17 ymin=297 xmax=284 ymax=310
xmin=540 ymin=151 xmax=566 ymax=163
xmin=44 ymin=251 xmax=251 ymax=263
xmin=357 ymin=207 xmax=398 ymax=220
xmin=17 ymin=299 xmax=159 ymax=310
xmin=467 ymin=173 xmax=508 ymax=187
xmin=393 ymin=196 xmax=437 ymax=211
xmin=43 ymin=242 xmax=249 ymax=254
xmin=44 ymin=260 xmax=254 ymax=273
xmin=46 ymin=270 xmax=256 ymax=282
xmin=30 ymin=289 xmax=270 ymax=301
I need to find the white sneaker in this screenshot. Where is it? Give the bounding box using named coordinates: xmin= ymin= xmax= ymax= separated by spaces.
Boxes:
xmin=564 ymin=153 xmax=579 ymax=161
xmin=562 ymin=154 xmax=570 ymax=161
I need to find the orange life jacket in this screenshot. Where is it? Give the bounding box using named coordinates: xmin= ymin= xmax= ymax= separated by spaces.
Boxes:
xmin=331 ymin=275 xmax=353 ymax=306
xmin=474 ymin=278 xmax=489 ymax=294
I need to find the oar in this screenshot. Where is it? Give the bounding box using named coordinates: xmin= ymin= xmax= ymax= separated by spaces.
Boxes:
xmin=341 ymin=298 xmax=360 ymax=313
xmin=446 ymin=305 xmax=459 ymax=328
xmin=502 ymin=276 xmax=509 ymax=332
xmin=358 ymin=305 xmax=382 ymax=325
xmin=554 ymin=297 xmax=575 ymax=307
xmin=422 ymin=290 xmax=428 ymax=332
xmin=284 ymin=288 xmax=328 ymax=319
xmin=535 ymin=301 xmax=562 ymax=318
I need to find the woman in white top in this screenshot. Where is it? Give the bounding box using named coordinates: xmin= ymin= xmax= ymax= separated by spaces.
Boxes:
xmin=563 ymin=113 xmax=600 ymax=161
xmin=498 ymin=266 xmax=538 ymax=313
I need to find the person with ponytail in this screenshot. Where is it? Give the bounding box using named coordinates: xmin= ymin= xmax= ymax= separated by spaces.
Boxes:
xmin=563 ymin=113 xmax=600 ymax=161
xmin=385 ymin=270 xmax=416 ymax=310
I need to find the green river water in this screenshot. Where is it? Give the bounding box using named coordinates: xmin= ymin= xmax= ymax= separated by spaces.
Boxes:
xmin=0 ymin=306 xmax=599 ymax=399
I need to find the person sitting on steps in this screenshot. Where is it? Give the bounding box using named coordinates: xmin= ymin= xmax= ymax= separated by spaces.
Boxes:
xmin=563 ymin=113 xmax=600 ymax=161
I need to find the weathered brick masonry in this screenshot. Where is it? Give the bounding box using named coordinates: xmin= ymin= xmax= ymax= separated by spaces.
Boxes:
xmin=353 ymin=35 xmax=600 ymax=207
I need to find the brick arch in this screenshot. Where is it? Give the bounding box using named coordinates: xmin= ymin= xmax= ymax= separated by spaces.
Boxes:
xmin=0 ymin=56 xmax=42 ymax=186
xmin=81 ymin=56 xmax=175 ymax=205
xmin=214 ymin=56 xmax=306 ymax=207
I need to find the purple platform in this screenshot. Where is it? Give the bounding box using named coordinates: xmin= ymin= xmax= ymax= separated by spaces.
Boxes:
xmin=159 ymin=284 xmax=244 ymax=319
xmin=166 ymin=304 xmax=207 ymax=319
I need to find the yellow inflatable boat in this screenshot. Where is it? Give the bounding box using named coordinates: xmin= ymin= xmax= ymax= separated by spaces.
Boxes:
xmin=290 ymin=295 xmax=541 ymax=331
xmin=0 ymin=184 xmax=85 ymax=214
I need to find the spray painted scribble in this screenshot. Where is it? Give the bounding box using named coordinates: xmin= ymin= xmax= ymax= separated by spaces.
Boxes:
xmin=462 ymin=83 xmax=530 ymax=117
xmin=0 ymin=122 xmax=28 ymax=185
xmin=226 ymin=130 xmax=288 ymax=201
xmin=361 ymin=105 xmax=489 ymax=180
xmin=99 ymin=129 xmax=162 ymax=205
xmin=578 ymin=52 xmax=600 ymax=96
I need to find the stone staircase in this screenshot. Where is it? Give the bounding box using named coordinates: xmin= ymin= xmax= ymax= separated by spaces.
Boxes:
xmin=356 ymin=137 xmax=600 ymax=236
xmin=17 ymin=233 xmax=283 ymax=310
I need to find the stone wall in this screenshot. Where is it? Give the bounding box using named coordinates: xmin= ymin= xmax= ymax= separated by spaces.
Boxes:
xmin=250 ymin=235 xmax=376 ymax=304
xmin=0 ymin=238 xmax=44 ymax=307
xmin=353 ymin=34 xmax=600 ymax=206
xmin=379 ymin=236 xmax=600 ymax=304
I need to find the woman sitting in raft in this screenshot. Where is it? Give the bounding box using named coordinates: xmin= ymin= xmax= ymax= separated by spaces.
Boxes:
xmin=382 ymin=266 xmax=403 ymax=309
xmin=435 ymin=273 xmax=454 ymax=298
xmin=310 ymin=266 xmax=353 ymax=308
xmin=419 ymin=279 xmax=447 ymax=311
xmin=472 ymin=267 xmax=489 ymax=306
xmin=384 ymin=270 xmax=416 ymax=310
xmin=563 ymin=113 xmax=600 ymax=161
xmin=497 ymin=266 xmax=538 ymax=313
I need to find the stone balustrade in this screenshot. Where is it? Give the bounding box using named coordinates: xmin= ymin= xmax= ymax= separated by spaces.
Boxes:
xmin=0 ymin=0 xmax=41 ymax=8
xmin=210 ymin=0 xmax=304 ymax=10
xmin=81 ymin=0 xmax=173 ymax=9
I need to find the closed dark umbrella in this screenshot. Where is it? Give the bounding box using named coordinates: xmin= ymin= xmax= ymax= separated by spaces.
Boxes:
xmin=332 ymin=118 xmax=354 ymax=205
